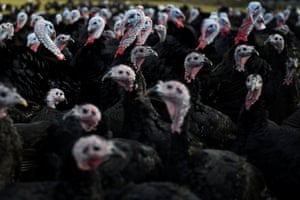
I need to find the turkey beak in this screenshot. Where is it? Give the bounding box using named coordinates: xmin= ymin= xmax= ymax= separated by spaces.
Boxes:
xmin=63 ymin=97 xmax=68 ymax=104
xmin=264 ymin=37 xmax=270 ymax=45
xmin=248 ymin=10 xmax=255 ymax=23
xmin=251 ymin=83 xmax=256 ymax=92
xmin=63 ymin=109 xmax=74 ymax=120
xmin=20 ymin=98 xmax=28 ymax=107
xmin=203 ymin=57 xmax=213 ymax=67
xmin=253 ymin=49 xmax=259 ymax=56
xmin=69 ymin=37 xmax=75 ymax=43
xmin=102 ymin=71 xmax=112 ymax=82
xmin=15 ymin=94 xmax=28 ymax=107
xmin=152 ymin=50 xmax=158 ymax=57
xmin=110 ymin=145 xmax=126 ymax=159
xmin=144 ymin=85 xmax=158 ymax=97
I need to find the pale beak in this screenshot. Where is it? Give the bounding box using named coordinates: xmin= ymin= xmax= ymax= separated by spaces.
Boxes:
xmin=101 ymin=71 xmax=112 ymax=82
xmin=63 ymin=109 xmax=74 ymax=120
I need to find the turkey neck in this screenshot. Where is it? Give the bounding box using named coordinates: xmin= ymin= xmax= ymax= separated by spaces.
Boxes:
xmin=244 ymin=54 xmax=271 ymax=80
xmin=122 ymin=70 xmax=172 ymax=162
xmin=57 ymin=151 xmax=103 ymax=200
xmin=166 ymin=115 xmax=192 ymax=184
xmin=122 ymin=70 xmax=161 ymax=140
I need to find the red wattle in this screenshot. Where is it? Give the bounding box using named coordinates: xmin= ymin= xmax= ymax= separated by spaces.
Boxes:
xmin=115 ymin=48 xmax=124 ymax=58
xmin=84 ymin=37 xmax=95 ymax=46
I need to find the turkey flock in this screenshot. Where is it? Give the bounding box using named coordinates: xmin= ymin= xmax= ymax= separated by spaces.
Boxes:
xmin=0 ymin=0 xmax=300 ymax=199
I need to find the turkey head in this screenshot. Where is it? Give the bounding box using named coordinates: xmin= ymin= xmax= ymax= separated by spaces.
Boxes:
xmin=63 ymin=104 xmax=101 ymax=132
xmin=234 ymin=44 xmax=258 ymax=72
xmin=102 ymin=64 xmax=136 ymax=92
xmin=146 ymin=80 xmax=190 ymax=134
xmin=72 ymin=135 xmax=125 ymax=171
xmin=184 ymin=52 xmax=212 ymax=83
xmin=245 ymin=74 xmax=263 ymax=110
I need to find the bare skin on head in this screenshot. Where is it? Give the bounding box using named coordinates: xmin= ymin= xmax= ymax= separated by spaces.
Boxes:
xmin=46 ymin=88 xmax=66 ymax=109
xmin=184 ymin=52 xmax=212 ymax=83
xmin=264 ymin=34 xmax=284 ymax=54
xmin=85 ymin=16 xmax=105 ymax=46
xmin=55 ymin=34 xmax=74 ymax=51
xmin=245 ymin=74 xmax=263 ymax=110
xmin=72 ymin=135 xmax=126 ymax=171
xmin=102 ymin=64 xmax=136 ymax=92
xmin=115 ymin=8 xmax=145 ymax=57
xmin=283 ymin=57 xmax=299 ymax=86
xmin=146 ymin=80 xmax=191 ymax=133
xmin=196 ymin=18 xmax=220 ymax=50
xmin=0 ymin=23 xmax=14 ymax=42
xmin=34 ymin=19 xmax=65 ymax=60
xmin=131 ymin=46 xmax=158 ymax=72
xmin=0 ymin=84 xmax=28 ymax=119
xmin=15 ymin=11 xmax=28 ymax=33
xmin=154 ymin=24 xmax=167 ymax=43
xmin=234 ymin=45 xmax=258 ymax=72
xmin=63 ymin=104 xmax=101 ymax=132
xmin=27 ymin=32 xmax=40 ymax=52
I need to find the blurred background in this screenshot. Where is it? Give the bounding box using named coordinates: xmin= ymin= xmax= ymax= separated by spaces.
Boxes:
xmin=0 ymin=0 xmax=299 ymax=12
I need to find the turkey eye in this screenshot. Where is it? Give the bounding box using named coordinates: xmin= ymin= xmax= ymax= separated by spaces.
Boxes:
xmin=118 ymin=70 xmax=123 ymax=74
xmin=0 ymin=92 xmax=7 ymax=97
xmin=243 ymin=47 xmax=247 ymax=51
xmin=176 ymin=88 xmax=182 ymax=94
xmin=93 ymin=21 xmax=97 ymax=25
xmin=56 ymin=92 xmax=59 ymax=95
xmin=126 ymin=71 xmax=130 ymax=76
xmin=93 ymin=146 xmax=100 ymax=151
xmin=194 ymin=56 xmax=198 ymax=60
xmin=91 ymin=111 xmax=96 ymax=116
xmin=187 ymin=57 xmax=191 ymax=62
xmin=167 ymin=84 xmax=173 ymax=89
xmin=139 ymin=49 xmax=144 ymax=53
xmin=275 ymin=37 xmax=278 ymax=40
xmin=82 ymin=108 xmax=88 ymax=114
xmin=59 ymin=93 xmax=63 ymax=96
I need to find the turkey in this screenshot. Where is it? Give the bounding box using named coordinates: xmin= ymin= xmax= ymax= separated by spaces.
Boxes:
xmin=102 ymin=64 xmax=172 ymax=162
xmin=183 ymin=52 xmax=238 ymax=149
xmin=236 ymin=73 xmax=300 ymax=199
xmin=72 ymin=15 xmax=118 ymax=111
xmin=195 ymin=17 xmax=221 ymax=64
xmin=261 ymin=33 xmax=300 ymax=123
xmin=99 ymin=138 xmax=163 ymax=188
xmin=146 ymin=80 xmax=270 ymax=200
xmin=204 ymin=44 xmax=271 ymax=122
xmin=18 ymin=103 xmax=102 ymax=181
xmin=30 ymin=88 xmax=66 ymax=122
xmin=0 ymin=84 xmax=27 ymax=190
xmin=0 ymin=135 xmax=125 ymax=200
